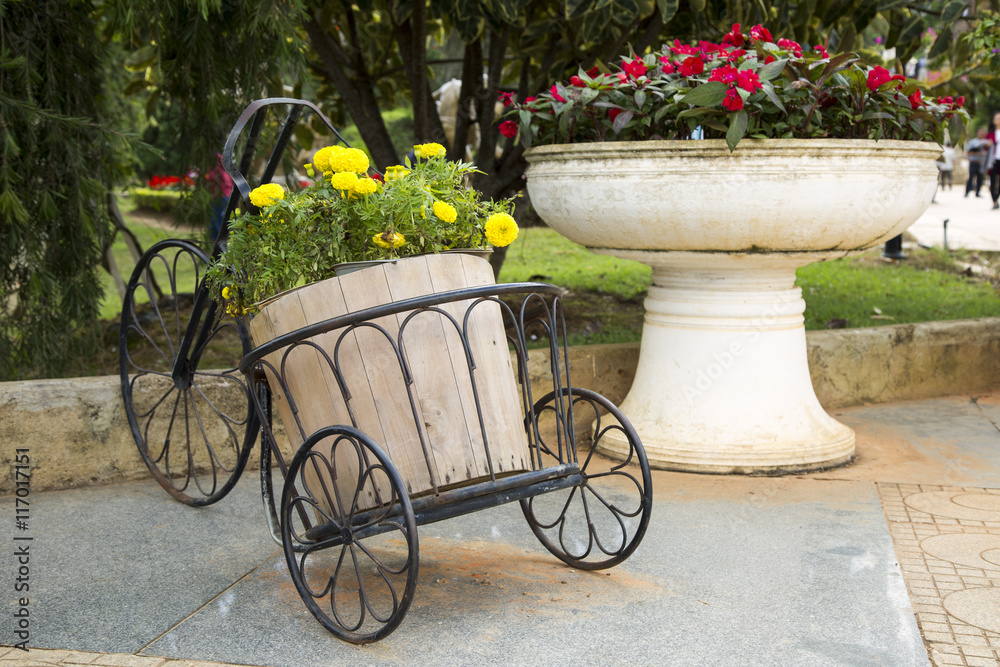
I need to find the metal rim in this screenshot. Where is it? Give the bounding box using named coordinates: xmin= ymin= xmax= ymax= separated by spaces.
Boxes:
xmin=119 ymin=239 xmax=256 ymax=506
xmin=521 ymin=387 xmax=653 ymax=570
xmin=281 ymin=425 xmax=419 ymax=644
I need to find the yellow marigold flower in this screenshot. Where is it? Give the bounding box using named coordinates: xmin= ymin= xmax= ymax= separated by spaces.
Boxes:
xmin=432 ymin=200 xmax=457 ymax=223
xmin=303 ymin=162 xmax=315 ymax=178
xmin=329 ymin=171 xmax=360 ymax=192
xmin=249 ymin=183 xmax=285 ymax=208
xmin=353 ymin=177 xmax=378 ymax=196
xmin=325 ymin=146 xmax=368 ymax=173
xmin=221 ymin=286 xmax=232 ymax=300
xmin=414 ymin=142 xmax=446 ymax=159
xmin=484 ymin=212 xmax=519 ymax=247
xmin=372 ymin=231 xmax=406 ymax=249
xmin=383 ymin=165 xmax=410 ymax=182
xmin=312 ymin=146 xmax=339 ymax=174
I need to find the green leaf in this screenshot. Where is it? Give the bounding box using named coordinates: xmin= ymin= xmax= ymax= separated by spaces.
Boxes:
xmin=757 ymin=59 xmax=788 ymax=82
xmin=676 ymin=107 xmax=722 ymax=119
xmin=726 ymin=110 xmax=748 ymax=152
xmin=680 ymin=81 xmax=728 ymax=107
xmin=577 ymin=87 xmax=601 ymax=105
xmin=634 ymin=89 xmax=646 ymax=108
xmin=898 ymin=15 xmax=926 ymax=45
xmin=656 ymin=0 xmax=678 ymax=22
xmin=124 ymin=44 xmax=157 ymax=72
xmin=761 ymin=81 xmax=787 ymax=113
xmin=612 ymin=110 xmax=634 ymax=134
xmin=928 ymin=29 xmax=952 ymax=59
xmin=566 ymin=0 xmax=594 ymax=19
xmin=689 ymin=0 xmax=706 ymax=11
xmin=943 ymin=0 xmax=965 ymax=23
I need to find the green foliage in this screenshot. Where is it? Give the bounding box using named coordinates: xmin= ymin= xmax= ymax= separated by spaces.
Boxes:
xmin=106 ymin=0 xmax=306 ymax=220
xmin=508 ymin=29 xmax=969 ymax=150
xmin=207 ymin=147 xmax=516 ymax=310
xmin=498 ymin=228 xmax=651 ymax=300
xmin=0 ymin=1 xmax=140 ymax=380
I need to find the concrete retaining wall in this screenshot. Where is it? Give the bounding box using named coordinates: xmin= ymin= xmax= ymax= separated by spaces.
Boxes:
xmin=3 ymin=317 xmax=1000 ymax=494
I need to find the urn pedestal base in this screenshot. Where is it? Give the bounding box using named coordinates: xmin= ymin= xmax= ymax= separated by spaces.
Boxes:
xmin=524 ymin=139 xmax=942 ymax=474
xmin=595 ymin=251 xmax=856 ymax=474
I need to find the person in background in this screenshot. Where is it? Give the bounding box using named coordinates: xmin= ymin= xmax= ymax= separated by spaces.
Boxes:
xmin=988 ymin=111 xmax=1000 ymax=210
xmin=965 ymin=127 xmax=989 ymax=198
xmin=937 ymin=140 xmax=955 ymax=191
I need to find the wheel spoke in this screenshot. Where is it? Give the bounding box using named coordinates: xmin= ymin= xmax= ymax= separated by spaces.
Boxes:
xmin=120 ymin=239 xmax=254 ymax=506
xmin=521 ymin=387 xmax=652 ymax=570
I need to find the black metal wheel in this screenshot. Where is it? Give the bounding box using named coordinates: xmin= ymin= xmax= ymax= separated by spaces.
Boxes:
xmin=281 ymin=426 xmax=419 ymax=644
xmin=521 ymin=387 xmax=653 ymax=570
xmin=119 ymin=239 xmax=255 ymax=506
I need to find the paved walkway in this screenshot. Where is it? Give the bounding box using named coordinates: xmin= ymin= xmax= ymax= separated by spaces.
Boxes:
xmin=4 ymin=394 xmax=1000 ymax=666
xmin=909 ymin=181 xmax=1000 ymax=251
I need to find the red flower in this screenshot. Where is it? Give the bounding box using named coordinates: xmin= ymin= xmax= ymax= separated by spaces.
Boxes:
xmin=497 ymin=91 xmax=514 ymax=107
xmin=722 ymin=88 xmax=744 ymax=111
xmin=776 ymin=38 xmax=802 ymax=57
xmin=764 ymin=55 xmax=777 ymax=64
xmin=550 ymin=84 xmax=567 ymax=103
xmin=678 ymin=56 xmax=704 ymax=77
xmin=608 ymin=108 xmax=623 ymax=122
xmin=586 ymin=66 xmax=600 ymax=77
xmin=814 ymin=44 xmax=829 ymax=58
xmin=867 ymin=66 xmax=891 ymax=92
xmin=616 ymin=71 xmax=628 ymax=83
xmin=736 ymin=70 xmax=763 ymax=93
xmin=708 ymin=65 xmax=739 ymax=85
xmin=750 ymin=25 xmax=773 ymax=42
xmin=524 ymin=96 xmax=537 ymax=104
xmin=622 ymin=57 xmax=648 ymax=79
xmin=659 ymin=56 xmax=675 ymax=74
xmin=908 ymin=89 xmax=923 ymax=109
xmin=569 ymin=75 xmax=586 ymax=87
xmin=722 ymin=24 xmax=745 ymax=48
xmin=499 ymin=121 xmax=518 ymax=138
xmin=671 ymin=39 xmax=702 ymax=56
xmin=371 ymin=172 xmax=384 ymax=183
xmin=725 ymin=48 xmax=746 ymax=62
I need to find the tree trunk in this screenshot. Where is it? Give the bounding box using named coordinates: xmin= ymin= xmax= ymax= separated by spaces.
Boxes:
xmin=447 ymin=40 xmax=482 ymax=161
xmin=393 ymin=9 xmax=447 ymax=147
xmin=303 ymin=12 xmax=400 ymax=169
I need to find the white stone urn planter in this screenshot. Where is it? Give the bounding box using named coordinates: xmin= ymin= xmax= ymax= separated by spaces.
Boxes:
xmin=525 ymin=139 xmax=941 ymax=473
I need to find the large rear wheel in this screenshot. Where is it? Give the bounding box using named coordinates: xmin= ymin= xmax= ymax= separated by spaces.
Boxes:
xmin=119 ymin=239 xmax=255 ymax=505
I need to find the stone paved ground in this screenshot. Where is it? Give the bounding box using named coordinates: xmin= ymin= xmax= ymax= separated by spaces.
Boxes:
xmin=0 ymin=647 xmax=245 ymax=667
xmin=879 ymin=484 xmax=1000 ymax=666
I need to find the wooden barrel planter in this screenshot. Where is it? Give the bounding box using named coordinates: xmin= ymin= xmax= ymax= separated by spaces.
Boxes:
xmin=248 ymin=253 xmax=531 ymax=511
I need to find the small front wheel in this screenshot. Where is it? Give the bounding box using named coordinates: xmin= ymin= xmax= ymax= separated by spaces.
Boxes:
xmin=281 ymin=426 xmax=419 ymax=644
xmin=521 ymin=387 xmax=653 ymax=570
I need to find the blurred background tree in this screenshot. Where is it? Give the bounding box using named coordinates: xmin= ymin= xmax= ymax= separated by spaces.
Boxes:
xmin=3 ymin=0 xmax=997 ymax=379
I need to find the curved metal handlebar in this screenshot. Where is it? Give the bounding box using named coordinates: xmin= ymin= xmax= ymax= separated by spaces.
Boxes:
xmin=220 ymin=97 xmax=352 ymax=216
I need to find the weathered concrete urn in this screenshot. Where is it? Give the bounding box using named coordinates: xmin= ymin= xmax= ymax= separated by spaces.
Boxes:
xmin=525 ymin=139 xmax=941 ymax=473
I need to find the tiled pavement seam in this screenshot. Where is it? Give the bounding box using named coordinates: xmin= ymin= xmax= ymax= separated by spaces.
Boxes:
xmin=878 ymin=483 xmax=1000 ymax=667
xmin=0 ymin=647 xmax=259 ymax=667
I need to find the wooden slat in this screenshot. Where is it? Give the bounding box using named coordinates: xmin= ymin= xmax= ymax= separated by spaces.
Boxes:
xmin=427 ymin=254 xmax=530 ymax=476
xmin=384 ymin=256 xmax=490 ymax=486
xmin=336 ymin=264 xmax=435 ymax=495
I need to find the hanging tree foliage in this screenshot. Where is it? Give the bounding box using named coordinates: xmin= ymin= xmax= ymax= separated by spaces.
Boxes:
xmin=0 ymin=1 xmax=137 ymax=380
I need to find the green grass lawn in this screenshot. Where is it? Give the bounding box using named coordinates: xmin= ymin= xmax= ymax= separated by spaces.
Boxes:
xmin=498 ymin=227 xmax=651 ymax=299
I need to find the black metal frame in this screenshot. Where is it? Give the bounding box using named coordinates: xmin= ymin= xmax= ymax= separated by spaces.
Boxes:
xmin=119 ymin=97 xmax=653 ymax=644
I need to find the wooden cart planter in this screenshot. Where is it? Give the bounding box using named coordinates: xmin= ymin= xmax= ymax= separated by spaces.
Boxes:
xmin=118 ymin=98 xmax=653 ymax=644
